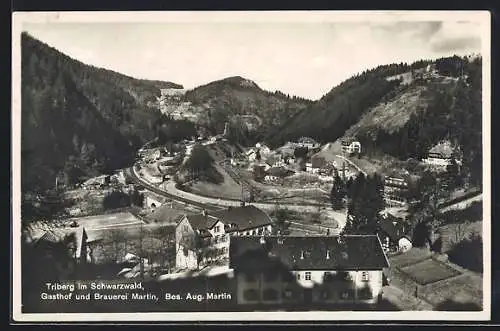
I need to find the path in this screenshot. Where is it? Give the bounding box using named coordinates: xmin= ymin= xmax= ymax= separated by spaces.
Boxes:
xmin=335 ymin=154 xmax=367 ymax=176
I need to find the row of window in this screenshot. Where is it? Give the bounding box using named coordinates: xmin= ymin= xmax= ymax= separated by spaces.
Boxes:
xmin=242 ymin=287 xmax=373 ymax=302
xmin=212 ymin=234 xmax=228 ymax=244
xmin=244 ymin=271 xmax=370 ymax=282
xmin=214 ymin=225 xmax=267 ymax=237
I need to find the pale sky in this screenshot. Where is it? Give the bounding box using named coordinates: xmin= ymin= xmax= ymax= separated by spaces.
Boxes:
xmin=21 ymin=14 xmax=485 ymax=100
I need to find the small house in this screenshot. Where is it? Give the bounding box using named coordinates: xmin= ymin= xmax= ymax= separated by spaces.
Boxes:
xmin=340 ymin=139 xmax=361 ymax=155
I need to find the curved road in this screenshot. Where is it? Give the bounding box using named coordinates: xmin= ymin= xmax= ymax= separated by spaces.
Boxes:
xmin=125 ymin=167 xmax=346 ymax=231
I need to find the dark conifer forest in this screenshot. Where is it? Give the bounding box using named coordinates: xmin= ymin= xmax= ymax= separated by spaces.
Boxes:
xmin=21 ymin=32 xmax=184 ymax=193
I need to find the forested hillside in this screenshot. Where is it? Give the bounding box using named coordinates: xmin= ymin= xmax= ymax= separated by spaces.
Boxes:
xmin=21 ymin=33 xmax=184 ymax=192
xmin=265 ymin=60 xmax=432 ymax=147
xmin=184 ymin=76 xmax=312 ymax=143
xmin=356 ymin=56 xmax=483 ymax=186
xmin=266 ymin=55 xmax=483 ymax=186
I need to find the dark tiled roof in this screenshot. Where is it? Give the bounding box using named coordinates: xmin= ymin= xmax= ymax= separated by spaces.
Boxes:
xmin=184 ymin=214 xmax=220 ymax=230
xmin=229 ymin=235 xmax=389 ymax=271
xmin=429 ymin=141 xmax=454 ymax=158
xmin=211 ymin=205 xmax=272 ymax=231
xmin=182 ymin=206 xmax=272 ymax=232
xmin=147 ymin=205 xmax=188 ymax=223
xmin=35 ymin=226 xmax=87 ymax=258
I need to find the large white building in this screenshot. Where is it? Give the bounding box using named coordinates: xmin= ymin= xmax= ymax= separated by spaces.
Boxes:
xmin=229 ymin=235 xmax=389 ymax=307
xmin=175 ymin=205 xmax=273 ymax=270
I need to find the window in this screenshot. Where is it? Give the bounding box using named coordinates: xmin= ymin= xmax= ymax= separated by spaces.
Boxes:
xmin=214 ymin=225 xmax=220 ymax=233
xmin=339 ymin=271 xmax=352 ymax=281
xmin=358 ymin=287 xmax=373 ymax=300
xmin=243 ymin=289 xmax=259 ymax=301
xmin=296 ymin=273 xmax=301 ymax=280
xmin=283 ymin=289 xmax=294 ymax=299
xmin=183 ymin=225 xmax=189 ymax=232
xmin=305 ymin=272 xmax=311 ymax=280
xmin=263 ymin=272 xmax=277 ymax=282
xmin=221 ymin=247 xmax=228 ymax=254
xmin=361 ymin=271 xmax=370 ymax=282
xmin=321 ymin=290 xmax=331 ymax=300
xmin=340 ymin=290 xmax=354 ymax=300
xmin=245 ymin=272 xmax=257 ymax=282
xmin=263 ymin=288 xmax=279 ymax=301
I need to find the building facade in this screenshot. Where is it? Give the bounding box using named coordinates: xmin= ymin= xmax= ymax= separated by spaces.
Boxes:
xmin=341 ymin=139 xmax=362 ymax=155
xmin=230 ymin=235 xmax=389 ymax=307
xmin=383 ymin=176 xmax=409 ymax=207
xmin=175 ymin=206 xmax=273 ymax=270
xmin=422 ymin=140 xmax=462 ymax=169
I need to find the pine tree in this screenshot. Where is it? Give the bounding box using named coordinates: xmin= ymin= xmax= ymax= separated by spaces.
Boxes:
xmin=330 ymin=173 xmax=346 ymax=210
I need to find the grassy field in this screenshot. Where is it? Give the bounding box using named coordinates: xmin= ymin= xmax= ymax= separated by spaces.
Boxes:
xmin=388 ymin=248 xmax=483 ymax=309
xmin=344 ymin=85 xmax=430 ymax=137
xmin=187 ymin=162 xmax=243 ymax=200
xmin=418 ymin=273 xmax=483 ymax=308
xmin=400 ymin=259 xmax=461 ymax=285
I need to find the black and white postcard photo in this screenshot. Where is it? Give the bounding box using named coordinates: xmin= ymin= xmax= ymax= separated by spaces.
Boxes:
xmin=11 ymin=11 xmax=491 ymax=322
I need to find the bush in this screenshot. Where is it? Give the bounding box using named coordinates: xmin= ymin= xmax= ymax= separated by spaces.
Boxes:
xmin=102 ymin=190 xmax=131 ymax=210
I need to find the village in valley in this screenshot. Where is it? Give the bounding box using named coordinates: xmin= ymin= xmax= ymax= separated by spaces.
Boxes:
xmin=18 ymin=23 xmax=485 ymax=314
xmin=22 ymin=121 xmax=483 ymax=311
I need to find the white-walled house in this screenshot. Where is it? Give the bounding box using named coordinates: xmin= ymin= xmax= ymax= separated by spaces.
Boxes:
xmin=297 ymin=137 xmax=319 ymax=149
xmin=246 ymin=149 xmax=258 ymax=162
xmin=175 ymin=206 xmax=273 ymax=270
xmin=341 ymin=139 xmax=362 ymax=155
xmin=255 ymin=143 xmax=271 ymax=155
xmin=229 ymin=235 xmax=389 ymax=307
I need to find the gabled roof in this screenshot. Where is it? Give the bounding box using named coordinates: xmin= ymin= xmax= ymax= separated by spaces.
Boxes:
xmin=181 ymin=206 xmax=272 ymax=232
xmin=34 ymin=226 xmax=87 ymax=259
xmin=147 ymin=204 xmax=187 ymax=224
xmin=183 ymin=214 xmax=220 ymax=231
xmin=428 ymin=141 xmax=454 ymax=158
xmin=229 ymin=235 xmax=389 ymax=271
xmin=298 ymin=137 xmax=318 ymax=145
xmin=211 ymin=205 xmax=272 ymax=231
